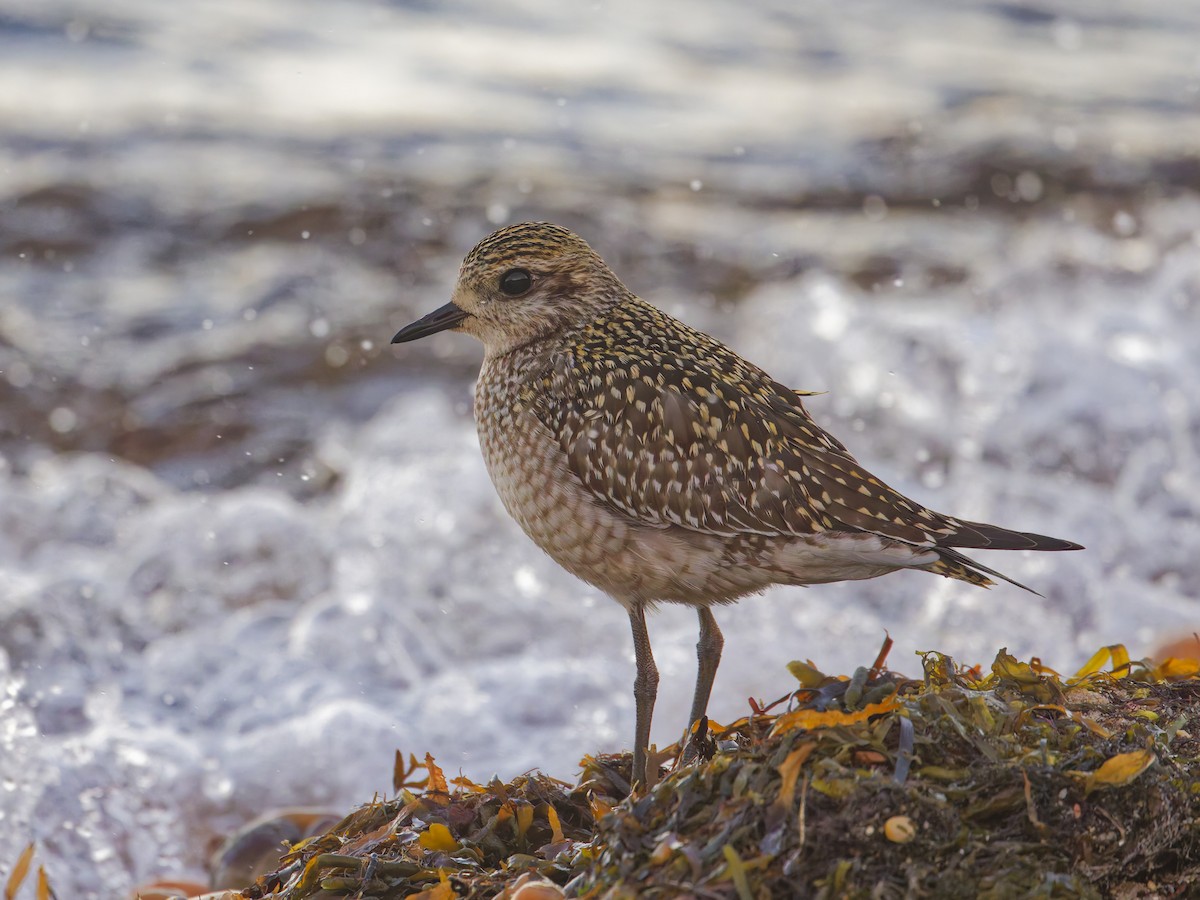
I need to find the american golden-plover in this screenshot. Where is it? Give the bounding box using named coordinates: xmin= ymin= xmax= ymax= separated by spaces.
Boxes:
xmin=391 ymin=222 xmax=1081 ymax=787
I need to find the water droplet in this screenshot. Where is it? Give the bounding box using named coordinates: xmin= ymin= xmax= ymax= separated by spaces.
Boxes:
xmin=862 ymin=195 xmax=888 ymax=221
xmin=325 ymin=345 xmax=349 ymax=367
xmin=1112 ymin=210 xmax=1137 ymax=237
xmin=1015 ymin=171 xmax=1043 ymax=202
xmin=49 ymin=407 xmax=78 ymax=434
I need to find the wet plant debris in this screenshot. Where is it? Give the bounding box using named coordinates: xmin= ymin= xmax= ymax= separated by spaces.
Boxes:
xmin=196 ymin=643 xmax=1200 ymax=899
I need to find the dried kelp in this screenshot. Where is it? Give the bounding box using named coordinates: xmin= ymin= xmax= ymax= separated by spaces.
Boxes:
xmin=223 ymin=644 xmax=1200 ymax=899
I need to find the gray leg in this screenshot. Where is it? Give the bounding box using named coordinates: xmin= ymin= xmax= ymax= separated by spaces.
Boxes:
xmin=628 ymin=605 xmax=659 ymax=788
xmin=688 ymin=607 xmax=724 ymax=727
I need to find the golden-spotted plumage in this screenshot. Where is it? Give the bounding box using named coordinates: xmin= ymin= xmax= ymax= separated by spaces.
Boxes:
xmin=392 ymin=222 xmax=1082 ymax=788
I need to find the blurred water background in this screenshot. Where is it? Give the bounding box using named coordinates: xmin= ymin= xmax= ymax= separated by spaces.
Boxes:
xmin=1 ymin=0 xmax=1199 ymax=894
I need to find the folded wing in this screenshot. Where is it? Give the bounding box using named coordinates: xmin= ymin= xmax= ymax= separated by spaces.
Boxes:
xmin=531 ymin=306 xmax=1079 ymax=555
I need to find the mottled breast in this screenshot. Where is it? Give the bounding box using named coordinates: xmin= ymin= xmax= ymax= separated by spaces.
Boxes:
xmin=474 ymin=346 xmax=651 ymax=603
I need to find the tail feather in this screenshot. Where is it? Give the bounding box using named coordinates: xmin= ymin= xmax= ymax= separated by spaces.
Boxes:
xmin=926 ymin=547 xmax=1042 ymax=595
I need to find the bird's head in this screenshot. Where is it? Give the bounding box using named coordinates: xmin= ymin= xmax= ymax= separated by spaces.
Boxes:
xmin=392 ymin=222 xmax=627 ymax=356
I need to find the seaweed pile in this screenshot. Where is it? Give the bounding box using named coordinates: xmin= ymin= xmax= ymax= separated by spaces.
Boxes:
xmin=16 ymin=644 xmax=1188 ymax=899
xmin=164 ymin=642 xmax=1193 ymax=900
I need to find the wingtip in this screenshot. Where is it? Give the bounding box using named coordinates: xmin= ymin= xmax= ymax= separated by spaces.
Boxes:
xmin=943 ymin=520 xmax=1085 ymax=553
xmin=1033 ymin=537 xmax=1084 ymax=552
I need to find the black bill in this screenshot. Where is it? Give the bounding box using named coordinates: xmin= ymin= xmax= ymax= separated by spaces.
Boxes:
xmin=391 ymin=302 xmax=470 ymax=343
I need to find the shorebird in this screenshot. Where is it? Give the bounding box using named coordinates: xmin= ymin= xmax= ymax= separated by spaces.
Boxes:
xmin=391 ymin=222 xmax=1082 ymax=787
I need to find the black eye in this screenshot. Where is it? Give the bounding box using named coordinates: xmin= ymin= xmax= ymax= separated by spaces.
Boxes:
xmin=499 ymin=268 xmax=533 ymax=297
